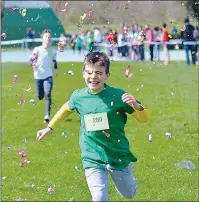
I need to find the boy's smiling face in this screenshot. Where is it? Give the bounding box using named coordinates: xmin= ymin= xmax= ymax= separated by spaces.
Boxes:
xmin=83 ymin=64 xmax=109 ymax=93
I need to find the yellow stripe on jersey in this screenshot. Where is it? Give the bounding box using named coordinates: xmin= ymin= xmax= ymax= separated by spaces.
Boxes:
xmin=132 ymin=107 xmax=149 ymax=123
xmin=48 ymin=101 xmax=73 ymax=129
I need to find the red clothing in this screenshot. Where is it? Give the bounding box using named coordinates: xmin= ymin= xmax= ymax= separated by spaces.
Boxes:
xmin=162 ymin=28 xmax=169 ymax=42
xmin=106 ymin=32 xmax=115 ymax=43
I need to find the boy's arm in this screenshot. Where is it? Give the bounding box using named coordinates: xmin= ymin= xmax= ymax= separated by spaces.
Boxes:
xmin=36 ymin=101 xmax=75 ymax=141
xmin=52 ymin=50 xmax=59 ymax=76
xmin=47 ymin=101 xmax=73 ymax=130
xmin=132 ymin=105 xmax=149 ymax=123
xmin=29 ymin=48 xmax=38 ymax=67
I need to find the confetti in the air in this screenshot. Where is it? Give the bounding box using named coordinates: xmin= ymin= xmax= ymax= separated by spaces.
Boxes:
xmin=1 ymin=33 xmax=7 ymax=39
xmin=61 ymin=132 xmax=68 ymax=137
xmin=48 ymin=187 xmax=53 ymax=193
xmin=165 ymin=132 xmax=172 ymax=137
xmin=79 ymin=13 xmax=86 ymax=24
xmin=125 ymin=65 xmax=133 ymax=78
xmin=56 ymin=1 xmax=68 ymax=12
xmin=180 ymin=25 xmax=186 ymax=31
xmin=68 ymin=70 xmax=74 ymax=75
xmin=102 ymin=130 xmax=110 ymax=137
xmin=18 ymin=99 xmax=25 ymax=105
xmin=12 ymin=75 xmax=19 ymax=83
xmin=106 ymin=164 xmax=113 ymax=172
xmin=19 ymin=8 xmax=27 ymax=17
xmin=23 ymin=87 xmax=31 ymax=92
xmin=18 ymin=150 xmax=27 ymax=158
xmin=148 ymin=134 xmax=152 ymax=142
xmin=30 ymin=99 xmax=36 ymax=105
xmin=32 ymin=14 xmax=40 ymax=22
xmin=88 ymin=10 xmax=93 ymax=17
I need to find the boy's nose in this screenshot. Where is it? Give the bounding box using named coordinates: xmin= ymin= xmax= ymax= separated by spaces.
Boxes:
xmin=90 ymin=72 xmax=97 ymax=78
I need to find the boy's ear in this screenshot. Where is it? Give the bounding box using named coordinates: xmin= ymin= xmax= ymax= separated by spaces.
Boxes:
xmin=105 ymin=73 xmax=110 ymax=80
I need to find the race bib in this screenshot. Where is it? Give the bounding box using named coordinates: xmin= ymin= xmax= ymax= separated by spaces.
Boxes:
xmin=84 ymin=112 xmax=109 ymax=132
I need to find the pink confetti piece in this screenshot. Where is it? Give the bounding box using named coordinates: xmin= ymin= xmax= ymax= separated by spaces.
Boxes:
xmin=165 ymin=132 xmax=172 ymax=137
xmin=125 ymin=66 xmax=133 ymax=78
xmin=18 ymin=99 xmax=25 ymax=105
xmin=48 ymin=187 xmax=53 ymax=193
xmin=56 ymin=2 xmax=68 ymax=12
xmin=180 ymin=25 xmax=186 ymax=31
xmin=10 ymin=8 xmax=19 ymax=12
xmin=19 ymin=161 xmax=25 ymax=167
xmin=88 ymin=10 xmax=93 ymax=17
xmin=102 ymin=130 xmax=110 ymax=138
xmin=1 ymin=33 xmax=7 ymax=39
xmin=18 ymin=150 xmax=27 ymax=157
xmin=12 ymin=75 xmax=19 ymax=83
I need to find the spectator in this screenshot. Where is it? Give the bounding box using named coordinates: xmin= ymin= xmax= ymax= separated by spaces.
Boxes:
xmin=137 ymin=26 xmax=145 ymax=61
xmin=75 ymin=33 xmax=83 ymax=55
xmin=105 ymin=29 xmax=116 ymax=57
xmin=194 ymin=23 xmax=199 ymax=64
xmin=145 ymin=24 xmax=154 ymax=62
xmin=162 ymin=23 xmax=170 ymax=65
xmin=129 ymin=24 xmax=139 ymax=61
xmin=70 ymin=34 xmax=76 ymax=54
xmin=85 ymin=31 xmax=94 ymax=52
xmin=153 ymin=27 xmax=161 ymax=61
xmin=117 ymin=29 xmax=129 ymax=58
xmin=26 ymin=27 xmax=35 ymax=50
xmin=180 ymin=17 xmax=197 ymax=66
xmin=79 ymin=29 xmax=86 ymax=52
xmin=93 ymin=27 xmax=103 ymax=51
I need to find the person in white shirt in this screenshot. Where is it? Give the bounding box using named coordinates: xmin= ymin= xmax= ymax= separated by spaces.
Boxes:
xmin=93 ymin=27 xmax=103 ymax=51
xmin=29 ymin=29 xmax=59 ymax=123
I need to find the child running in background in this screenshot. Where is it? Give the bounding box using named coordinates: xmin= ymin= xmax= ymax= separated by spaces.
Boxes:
xmin=36 ymin=52 xmax=149 ymax=201
xmin=29 ymin=29 xmax=59 ymax=123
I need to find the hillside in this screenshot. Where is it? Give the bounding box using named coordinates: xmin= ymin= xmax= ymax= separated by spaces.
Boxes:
xmin=48 ymin=1 xmax=188 ymax=29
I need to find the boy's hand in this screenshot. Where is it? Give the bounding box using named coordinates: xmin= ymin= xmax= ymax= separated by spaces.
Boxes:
xmin=36 ymin=127 xmax=52 ymax=141
xmin=122 ymin=93 xmax=143 ymax=111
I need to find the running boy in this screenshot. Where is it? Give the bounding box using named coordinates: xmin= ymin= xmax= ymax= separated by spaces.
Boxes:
xmin=29 ymin=29 xmax=59 ymax=123
xmin=36 ymin=52 xmax=149 ymax=201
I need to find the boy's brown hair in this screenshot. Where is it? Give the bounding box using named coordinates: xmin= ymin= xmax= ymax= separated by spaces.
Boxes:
xmin=83 ymin=52 xmax=110 ymax=74
xmin=40 ymin=29 xmax=52 ymax=38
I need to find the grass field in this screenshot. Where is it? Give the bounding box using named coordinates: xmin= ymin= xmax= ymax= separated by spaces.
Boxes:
xmin=2 ymin=61 xmax=198 ymax=201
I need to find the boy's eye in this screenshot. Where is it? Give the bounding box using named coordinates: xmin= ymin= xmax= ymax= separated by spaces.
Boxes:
xmin=85 ymin=70 xmax=104 ymax=75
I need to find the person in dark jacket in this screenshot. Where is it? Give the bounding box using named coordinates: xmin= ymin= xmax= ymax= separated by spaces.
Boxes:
xmin=180 ymin=17 xmax=197 ymax=66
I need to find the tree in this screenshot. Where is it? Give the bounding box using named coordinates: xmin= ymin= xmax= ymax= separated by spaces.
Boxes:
xmin=184 ymin=0 xmax=199 ymax=20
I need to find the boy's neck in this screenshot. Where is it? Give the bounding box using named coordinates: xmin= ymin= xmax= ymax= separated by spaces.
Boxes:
xmin=42 ymin=43 xmax=50 ymax=49
xmin=89 ymin=85 xmax=106 ymax=94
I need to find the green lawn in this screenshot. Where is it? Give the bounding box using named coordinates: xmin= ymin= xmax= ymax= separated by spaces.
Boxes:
xmin=2 ymin=61 xmax=198 ymax=201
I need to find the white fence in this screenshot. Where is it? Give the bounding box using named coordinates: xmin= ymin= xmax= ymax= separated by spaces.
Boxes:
xmin=1 ymin=38 xmax=199 ymax=49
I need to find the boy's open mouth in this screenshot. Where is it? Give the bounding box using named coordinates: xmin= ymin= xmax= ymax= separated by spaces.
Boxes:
xmin=89 ymin=81 xmax=99 ymax=85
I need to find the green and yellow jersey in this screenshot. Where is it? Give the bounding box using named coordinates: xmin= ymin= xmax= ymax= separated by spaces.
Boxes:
xmin=48 ymin=84 xmax=149 ymax=170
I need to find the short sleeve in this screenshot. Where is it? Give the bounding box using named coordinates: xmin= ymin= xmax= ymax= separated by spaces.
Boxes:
xmin=32 ymin=47 xmax=38 ymax=57
xmin=68 ymin=90 xmax=78 ymax=110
